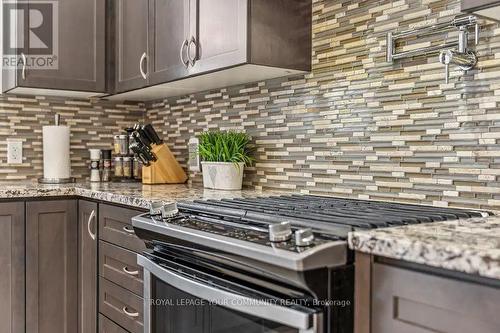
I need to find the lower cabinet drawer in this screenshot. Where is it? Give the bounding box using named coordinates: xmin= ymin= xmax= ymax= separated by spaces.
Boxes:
xmin=372 ymin=263 xmax=500 ymax=333
xmin=100 ymin=241 xmax=144 ymax=296
xmin=99 ymin=203 xmax=146 ymax=253
xmin=99 ymin=314 xmax=128 ymax=333
xmin=99 ymin=277 xmax=143 ymax=333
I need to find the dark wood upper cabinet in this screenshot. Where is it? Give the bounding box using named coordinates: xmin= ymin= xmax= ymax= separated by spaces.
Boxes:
xmin=190 ymin=0 xmax=311 ymax=74
xmin=187 ymin=0 xmax=247 ymax=76
xmin=108 ymin=0 xmax=311 ymax=100
xmin=2 ymin=0 xmax=106 ymax=96
xmin=79 ymin=200 xmax=98 ymax=333
xmin=111 ymin=0 xmax=149 ymax=93
xmin=147 ymin=0 xmax=191 ymax=85
xmin=462 ymin=0 xmax=500 ymax=11
xmin=3 ymin=0 xmax=311 ymax=99
xmin=26 ymin=200 xmax=78 ymax=333
xmin=462 ymin=0 xmax=500 ymax=20
xmin=0 ymin=202 xmax=25 ymax=333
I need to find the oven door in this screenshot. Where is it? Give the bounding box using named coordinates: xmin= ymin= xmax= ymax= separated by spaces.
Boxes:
xmin=138 ymin=255 xmax=323 ymax=333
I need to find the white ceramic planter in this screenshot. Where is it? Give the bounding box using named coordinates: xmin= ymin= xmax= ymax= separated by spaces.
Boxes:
xmin=201 ymin=162 xmax=245 ymax=190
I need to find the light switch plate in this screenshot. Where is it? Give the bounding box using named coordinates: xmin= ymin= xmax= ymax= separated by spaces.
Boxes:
xmin=7 ymin=139 xmax=23 ymax=164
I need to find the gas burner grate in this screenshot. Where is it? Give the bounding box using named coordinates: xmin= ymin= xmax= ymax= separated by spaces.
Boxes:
xmin=178 ymin=194 xmax=490 ymax=238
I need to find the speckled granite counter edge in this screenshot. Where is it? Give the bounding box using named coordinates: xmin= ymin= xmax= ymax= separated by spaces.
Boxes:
xmin=348 ymin=227 xmax=500 ymax=281
xmin=0 ymin=186 xmax=77 ymax=198
xmin=0 ymin=184 xmax=285 ymax=210
xmin=0 ymin=186 xmax=153 ymax=209
xmin=75 ymin=188 xmax=154 ymax=209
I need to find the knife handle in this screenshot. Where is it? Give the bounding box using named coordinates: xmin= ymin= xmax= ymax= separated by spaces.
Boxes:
xmin=142 ymin=124 xmax=163 ymax=145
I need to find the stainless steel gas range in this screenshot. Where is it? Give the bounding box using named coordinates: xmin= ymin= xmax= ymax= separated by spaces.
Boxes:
xmin=132 ymin=195 xmax=488 ymax=333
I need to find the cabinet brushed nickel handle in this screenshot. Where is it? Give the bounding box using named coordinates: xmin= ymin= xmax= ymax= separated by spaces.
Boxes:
xmin=122 ymin=266 xmax=139 ymax=276
xmin=21 ymin=53 xmax=27 ymax=80
xmin=122 ymin=306 xmax=139 ymax=318
xmin=122 ymin=226 xmax=135 ymax=234
xmin=187 ymin=36 xmax=197 ymax=67
xmin=139 ymin=52 xmax=148 ymax=80
xmin=87 ymin=210 xmax=96 ymax=241
xmin=179 ymin=39 xmax=189 ymax=68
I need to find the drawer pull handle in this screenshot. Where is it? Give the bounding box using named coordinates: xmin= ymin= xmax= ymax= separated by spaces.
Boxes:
xmin=87 ymin=210 xmax=96 ymax=240
xmin=122 ymin=226 xmax=135 ymax=234
xmin=187 ymin=36 xmax=198 ymax=67
xmin=122 ymin=266 xmax=139 ymax=276
xmin=122 ymin=306 xmax=139 ymax=318
xmin=21 ymin=53 xmax=27 ymax=80
xmin=179 ymin=39 xmax=189 ymax=67
xmin=139 ymin=52 xmax=148 ymax=80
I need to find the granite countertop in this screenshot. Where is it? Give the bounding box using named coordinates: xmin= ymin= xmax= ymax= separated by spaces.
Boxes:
xmin=348 ymin=217 xmax=500 ymax=280
xmin=4 ymin=182 xmax=500 ymax=280
xmin=0 ymin=182 xmax=286 ymax=209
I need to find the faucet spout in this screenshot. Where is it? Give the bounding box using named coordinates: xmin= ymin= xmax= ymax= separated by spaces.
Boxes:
xmin=439 ymin=49 xmax=477 ymax=83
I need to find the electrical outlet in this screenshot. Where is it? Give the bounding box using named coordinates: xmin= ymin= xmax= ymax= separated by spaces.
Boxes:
xmin=7 ymin=139 xmax=23 ymax=164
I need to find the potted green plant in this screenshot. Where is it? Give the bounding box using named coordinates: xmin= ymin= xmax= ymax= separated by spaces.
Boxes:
xmin=198 ymin=130 xmax=254 ymax=190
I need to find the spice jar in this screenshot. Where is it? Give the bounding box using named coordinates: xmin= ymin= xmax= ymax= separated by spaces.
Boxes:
xmin=89 ymin=149 xmax=101 ymax=182
xmin=133 ymin=157 xmax=142 ymax=180
xmin=123 ymin=157 xmax=132 ymax=178
xmin=113 ymin=135 xmax=121 ymax=155
xmin=119 ymin=134 xmax=128 ymax=156
xmin=114 ymin=157 xmax=123 ymax=177
xmin=114 ymin=134 xmax=128 ymax=156
xmin=101 ymin=149 xmax=112 ymax=182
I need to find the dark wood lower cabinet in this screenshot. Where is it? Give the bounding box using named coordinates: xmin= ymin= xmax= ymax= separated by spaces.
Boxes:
xmin=79 ymin=200 xmax=99 ymax=333
xmin=99 ymin=241 xmax=144 ymax=297
xmin=98 ymin=203 xmax=146 ymax=333
xmin=0 ymin=199 xmax=144 ymax=333
xmin=26 ymin=200 xmax=78 ymax=333
xmin=354 ymin=252 xmax=500 ymax=333
xmin=99 ymin=203 xmax=146 ymax=253
xmin=99 ymin=277 xmax=144 ymax=333
xmin=0 ymin=202 xmax=25 ymax=333
xmin=372 ymin=263 xmax=500 ymax=333
xmin=99 ymin=314 xmax=129 ymax=333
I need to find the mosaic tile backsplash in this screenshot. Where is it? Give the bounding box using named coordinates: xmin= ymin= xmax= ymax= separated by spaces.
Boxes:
xmin=0 ymin=95 xmax=145 ymax=180
xmin=146 ymin=0 xmax=500 ymax=210
xmin=2 ymin=0 xmax=500 ymax=211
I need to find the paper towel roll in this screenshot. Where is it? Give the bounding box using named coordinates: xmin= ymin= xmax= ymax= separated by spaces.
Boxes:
xmin=42 ymin=126 xmax=71 ymax=179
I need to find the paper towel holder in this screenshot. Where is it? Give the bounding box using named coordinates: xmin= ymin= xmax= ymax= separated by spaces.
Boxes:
xmin=38 ymin=177 xmax=76 ymax=184
xmin=38 ymin=114 xmax=76 ymax=184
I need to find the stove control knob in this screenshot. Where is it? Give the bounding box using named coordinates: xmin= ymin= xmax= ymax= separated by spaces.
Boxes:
xmin=269 ymin=221 xmax=292 ymax=242
xmin=149 ymin=202 xmax=163 ymax=216
xmin=295 ymin=228 xmax=315 ymax=247
xmin=161 ymin=202 xmax=179 ymax=219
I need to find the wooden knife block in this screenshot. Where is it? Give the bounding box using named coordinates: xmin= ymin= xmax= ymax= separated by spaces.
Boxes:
xmin=142 ymin=144 xmax=187 ymax=185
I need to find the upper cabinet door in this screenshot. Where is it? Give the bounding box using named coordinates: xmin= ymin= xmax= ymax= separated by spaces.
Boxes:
xmin=114 ymin=0 xmax=149 ymax=93
xmin=462 ymin=0 xmax=500 ymax=11
xmin=19 ymin=0 xmax=106 ymax=92
xmin=188 ymin=0 xmax=247 ymax=76
xmin=148 ymin=0 xmax=191 ymax=85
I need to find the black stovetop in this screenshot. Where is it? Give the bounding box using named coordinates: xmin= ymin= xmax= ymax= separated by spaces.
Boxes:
xmin=176 ymin=194 xmax=489 ymax=240
xmin=134 ymin=195 xmax=491 ymax=271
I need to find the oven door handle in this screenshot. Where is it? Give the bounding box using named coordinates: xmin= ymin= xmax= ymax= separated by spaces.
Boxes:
xmin=138 ymin=255 xmax=322 ymax=333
